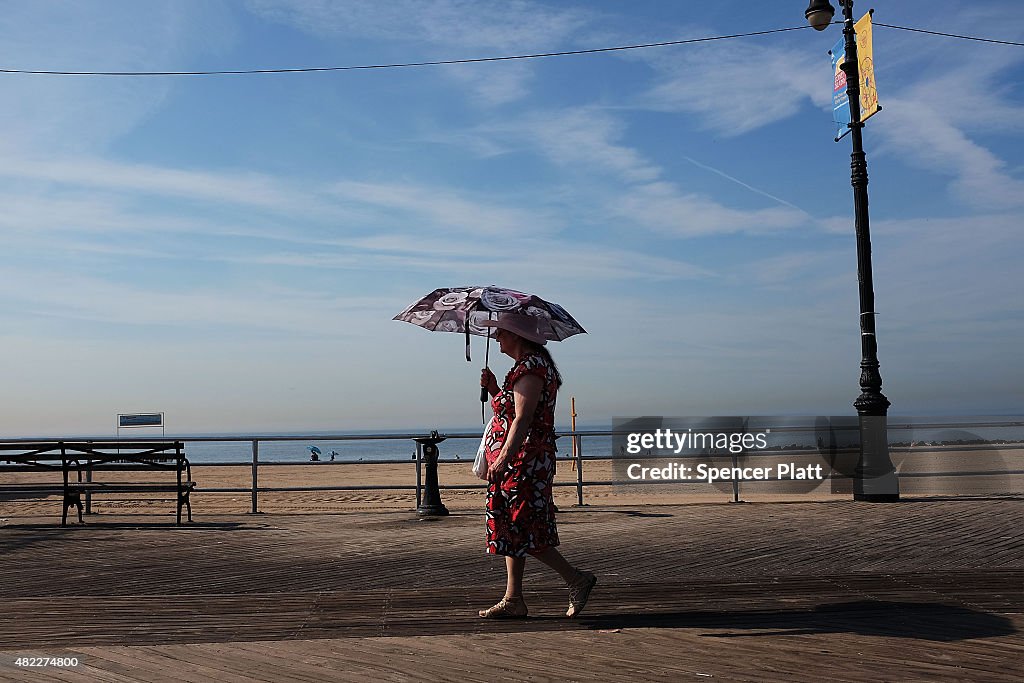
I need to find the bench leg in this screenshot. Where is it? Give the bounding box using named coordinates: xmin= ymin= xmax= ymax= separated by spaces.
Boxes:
xmin=178 ymin=491 xmax=193 ymax=524
xmin=62 ymin=490 xmax=83 ymax=526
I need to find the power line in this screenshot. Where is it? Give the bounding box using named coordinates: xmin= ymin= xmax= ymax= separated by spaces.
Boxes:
xmin=0 ymin=21 xmax=1019 ymax=78
xmin=874 ymin=22 xmax=1024 ymax=47
xmin=0 ymin=25 xmax=815 ymax=77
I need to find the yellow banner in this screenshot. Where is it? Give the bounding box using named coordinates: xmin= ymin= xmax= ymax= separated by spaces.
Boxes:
xmin=856 ymin=12 xmax=879 ymax=122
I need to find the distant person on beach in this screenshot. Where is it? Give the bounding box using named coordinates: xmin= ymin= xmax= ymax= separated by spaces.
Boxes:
xmin=477 ymin=313 xmax=596 ymax=619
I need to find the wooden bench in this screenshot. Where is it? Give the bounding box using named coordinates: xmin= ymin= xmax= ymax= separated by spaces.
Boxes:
xmin=0 ymin=441 xmax=195 ymax=525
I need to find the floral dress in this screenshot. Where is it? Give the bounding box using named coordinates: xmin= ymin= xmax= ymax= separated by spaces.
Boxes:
xmin=484 ymin=352 xmax=559 ymax=557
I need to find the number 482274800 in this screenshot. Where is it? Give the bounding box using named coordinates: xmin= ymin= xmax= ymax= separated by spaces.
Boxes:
xmin=15 ymin=656 xmax=80 ymax=668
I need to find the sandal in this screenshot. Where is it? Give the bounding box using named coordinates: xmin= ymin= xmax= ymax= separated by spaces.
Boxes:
xmin=566 ymin=570 xmax=597 ymax=618
xmin=479 ymin=596 xmax=528 ymax=619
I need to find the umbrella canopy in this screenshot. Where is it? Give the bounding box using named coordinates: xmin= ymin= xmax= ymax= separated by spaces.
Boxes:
xmin=393 ymin=285 xmax=585 ymax=343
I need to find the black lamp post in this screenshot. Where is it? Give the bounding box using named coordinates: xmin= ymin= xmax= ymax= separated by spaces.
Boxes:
xmin=805 ymin=0 xmax=899 ymax=501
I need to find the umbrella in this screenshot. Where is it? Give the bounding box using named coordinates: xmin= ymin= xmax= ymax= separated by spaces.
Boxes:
xmin=393 ymin=285 xmax=586 ymax=357
xmin=394 ymin=285 xmax=586 ymax=418
xmin=308 ymin=446 xmax=322 ymax=456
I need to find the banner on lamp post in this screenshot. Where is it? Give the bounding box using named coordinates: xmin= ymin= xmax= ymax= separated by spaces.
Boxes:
xmin=856 ymin=12 xmax=880 ymax=123
xmin=829 ymin=11 xmax=879 ymax=141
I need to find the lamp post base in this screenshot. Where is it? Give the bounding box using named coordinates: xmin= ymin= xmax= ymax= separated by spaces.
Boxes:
xmin=853 ymin=492 xmax=900 ymax=502
xmin=853 ymin=414 xmax=900 ymax=501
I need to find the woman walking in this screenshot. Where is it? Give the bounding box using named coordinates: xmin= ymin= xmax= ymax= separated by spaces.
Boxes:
xmin=477 ymin=313 xmax=596 ymax=619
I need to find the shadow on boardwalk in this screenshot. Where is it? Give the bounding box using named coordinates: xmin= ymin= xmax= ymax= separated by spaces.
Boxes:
xmin=581 ymin=600 xmax=1017 ymax=641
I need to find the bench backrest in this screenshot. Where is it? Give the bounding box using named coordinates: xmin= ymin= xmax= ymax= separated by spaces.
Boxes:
xmin=0 ymin=442 xmax=185 ymax=467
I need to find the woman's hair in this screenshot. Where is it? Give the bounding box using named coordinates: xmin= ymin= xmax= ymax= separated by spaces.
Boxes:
xmin=523 ymin=341 xmax=563 ymax=387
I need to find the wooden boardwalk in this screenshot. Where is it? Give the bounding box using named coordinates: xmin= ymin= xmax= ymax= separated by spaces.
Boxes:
xmin=0 ymin=499 xmax=1021 ymax=681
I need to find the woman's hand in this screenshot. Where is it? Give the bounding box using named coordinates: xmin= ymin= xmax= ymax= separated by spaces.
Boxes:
xmin=486 ymin=452 xmax=508 ymax=483
xmin=480 ymin=367 xmax=499 ymax=397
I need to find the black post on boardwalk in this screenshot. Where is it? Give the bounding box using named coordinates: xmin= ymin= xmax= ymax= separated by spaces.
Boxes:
xmin=414 ymin=431 xmax=449 ymax=516
xmin=805 ymin=0 xmax=899 ymax=501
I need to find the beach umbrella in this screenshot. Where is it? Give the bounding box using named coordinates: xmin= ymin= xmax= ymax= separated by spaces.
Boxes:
xmin=308 ymin=446 xmax=322 ymax=455
xmin=393 ymin=285 xmax=586 ymax=417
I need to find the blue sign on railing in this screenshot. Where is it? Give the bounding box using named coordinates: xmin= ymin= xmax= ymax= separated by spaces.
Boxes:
xmin=118 ymin=413 xmax=164 ymax=428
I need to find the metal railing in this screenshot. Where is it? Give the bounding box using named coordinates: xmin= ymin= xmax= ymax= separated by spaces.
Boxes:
xmin=2 ymin=421 xmax=1021 ymax=511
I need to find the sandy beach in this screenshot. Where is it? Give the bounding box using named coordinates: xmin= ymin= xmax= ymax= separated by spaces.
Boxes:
xmin=2 ymin=447 xmax=1020 ymax=520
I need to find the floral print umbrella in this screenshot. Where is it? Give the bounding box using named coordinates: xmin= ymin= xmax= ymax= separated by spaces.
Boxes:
xmin=393 ymin=286 xmax=586 ymax=347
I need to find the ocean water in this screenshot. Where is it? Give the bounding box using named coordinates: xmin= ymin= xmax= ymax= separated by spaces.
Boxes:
xmin=168 ymin=417 xmax=1022 ymax=465
xmin=180 ymin=430 xmax=615 ymax=464
xmin=181 ymin=433 xmax=489 ymax=465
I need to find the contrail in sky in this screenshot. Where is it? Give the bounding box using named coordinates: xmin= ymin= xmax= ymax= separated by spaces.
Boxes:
xmin=682 ymin=155 xmax=806 ymax=213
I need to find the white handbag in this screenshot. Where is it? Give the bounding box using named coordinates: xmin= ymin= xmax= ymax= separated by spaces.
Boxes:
xmin=473 ymin=422 xmax=491 ymax=480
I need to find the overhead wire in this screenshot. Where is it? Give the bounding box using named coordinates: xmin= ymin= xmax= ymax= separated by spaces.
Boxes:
xmin=0 ymin=21 xmax=1020 ymax=78
xmin=873 ymin=22 xmax=1024 ymax=47
xmin=0 ymin=25 xmax=813 ymax=77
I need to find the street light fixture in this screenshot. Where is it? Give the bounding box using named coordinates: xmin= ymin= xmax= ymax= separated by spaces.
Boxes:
xmin=804 ymin=0 xmax=899 ymax=501
xmin=805 ymin=0 xmax=835 ymax=31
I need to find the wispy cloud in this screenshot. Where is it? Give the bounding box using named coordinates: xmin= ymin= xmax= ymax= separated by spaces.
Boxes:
xmin=245 ymin=0 xmax=594 ymax=104
xmin=612 ymin=181 xmax=809 ymax=236
xmin=0 ymin=156 xmax=315 ymax=212
xmin=470 ymin=107 xmax=809 ymax=237
xmin=247 ymin=0 xmax=588 ymax=48
xmin=206 ymin=232 xmax=712 ymax=284
xmin=501 ymin=108 xmax=661 ymax=183
xmin=0 ymin=151 xmax=713 ymax=298
xmin=329 ymin=180 xmax=562 ymax=236
xmin=0 ymin=2 xmax=233 ymax=154
xmin=0 ymin=264 xmax=388 ymax=335
xmin=445 ymin=61 xmax=536 ymax=106
xmin=873 ymin=92 xmax=1024 ymax=210
xmin=637 ymin=41 xmax=827 ymax=136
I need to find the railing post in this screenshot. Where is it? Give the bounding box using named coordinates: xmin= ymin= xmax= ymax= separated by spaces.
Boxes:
xmin=575 ymin=434 xmax=585 ymax=506
xmin=415 ymin=442 xmax=422 ymax=508
xmin=250 ymin=440 xmax=260 ymax=514
xmin=84 ymin=439 xmax=93 ymax=515
xmin=731 ymin=450 xmax=741 ymax=503
xmin=60 ymin=442 xmax=70 ymax=526
xmin=85 ymin=457 xmax=93 ymax=515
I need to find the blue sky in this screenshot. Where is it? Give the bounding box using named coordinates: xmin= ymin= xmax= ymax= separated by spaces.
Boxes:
xmin=1 ymin=0 xmax=1021 ymax=436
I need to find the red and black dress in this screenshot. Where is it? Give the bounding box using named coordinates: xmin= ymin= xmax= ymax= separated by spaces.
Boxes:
xmin=483 ymin=352 xmax=560 ymax=557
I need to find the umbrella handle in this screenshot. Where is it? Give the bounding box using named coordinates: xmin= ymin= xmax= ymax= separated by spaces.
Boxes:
xmin=480 ymin=319 xmax=492 ymax=422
